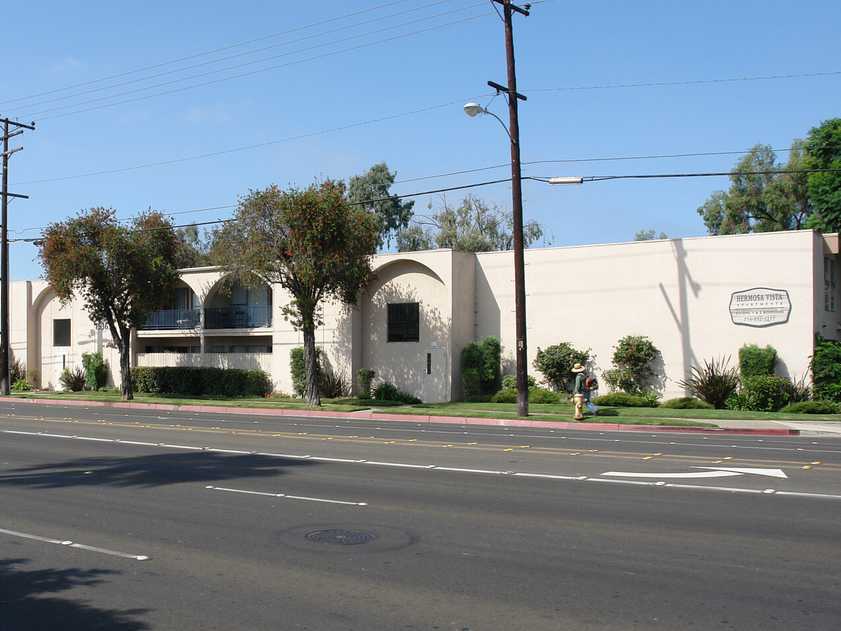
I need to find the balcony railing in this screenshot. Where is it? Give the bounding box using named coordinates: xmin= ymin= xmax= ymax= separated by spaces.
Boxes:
xmin=142 ymin=308 xmax=201 ymax=330
xmin=204 ymin=305 xmax=272 ymax=329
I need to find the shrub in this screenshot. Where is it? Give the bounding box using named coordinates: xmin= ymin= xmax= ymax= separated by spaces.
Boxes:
xmin=738 ymin=344 xmax=777 ymax=379
xmin=10 ymin=357 xmax=25 ymax=384
xmin=289 ymin=347 xmax=310 ymax=397
xmin=81 ymin=352 xmax=109 ymax=391
xmin=593 ymin=392 xmax=659 ymax=407
xmin=528 ymin=387 xmax=562 ymax=404
xmin=131 ymin=366 xmax=272 ymax=397
xmin=462 ymin=368 xmax=483 ymax=402
xmin=732 ymin=375 xmax=796 ymax=412
xmin=533 ymin=343 xmax=590 ymax=393
xmin=501 ymin=374 xmax=536 ymax=390
xmin=660 ymin=397 xmax=713 ymax=410
xmin=318 ymin=358 xmax=350 ymax=398
xmin=811 ymin=335 xmax=841 ymax=402
xmin=781 ymin=400 xmax=840 ymax=414
xmin=490 ymin=386 xmax=560 ymax=404
xmin=60 ymin=367 xmax=86 ymax=392
xmin=478 ymin=336 xmax=501 ymax=395
xmin=373 ymin=381 xmax=421 ymax=404
xmin=604 ymin=335 xmax=660 ymax=394
xmin=11 ymin=378 xmax=31 ymax=392
xmin=679 ymin=357 xmax=740 ymax=409
xmin=357 ymin=369 xmax=375 ymax=400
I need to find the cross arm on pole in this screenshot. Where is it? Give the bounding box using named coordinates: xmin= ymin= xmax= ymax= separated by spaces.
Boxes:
xmin=491 ymin=0 xmax=530 ymax=16
xmin=0 ymin=118 xmax=36 ymax=131
xmin=487 ymin=80 xmax=527 ymax=101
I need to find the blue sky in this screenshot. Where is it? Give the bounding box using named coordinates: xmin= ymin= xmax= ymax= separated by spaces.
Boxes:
xmin=3 ymin=0 xmax=840 ymax=279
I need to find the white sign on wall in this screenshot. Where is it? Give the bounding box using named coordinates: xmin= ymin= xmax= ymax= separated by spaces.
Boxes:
xmin=729 ymin=287 xmax=791 ymax=328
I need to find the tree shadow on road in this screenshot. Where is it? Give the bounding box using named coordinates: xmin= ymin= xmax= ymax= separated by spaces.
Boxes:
xmin=0 ymin=452 xmax=315 ymax=489
xmin=0 ymin=558 xmax=149 ymax=630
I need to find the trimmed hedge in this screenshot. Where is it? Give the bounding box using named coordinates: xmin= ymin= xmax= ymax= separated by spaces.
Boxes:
xmin=660 ymin=397 xmax=714 ymax=410
xmin=739 ymin=344 xmax=777 ymax=379
xmin=811 ymin=336 xmax=841 ymax=402
xmin=132 ymin=366 xmax=272 ymax=397
xmin=593 ymin=392 xmax=659 ymax=408
xmin=780 ymin=400 xmax=841 ymax=414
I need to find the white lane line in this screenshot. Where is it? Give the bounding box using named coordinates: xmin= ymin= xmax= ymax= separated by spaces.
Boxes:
xmin=366 ymin=461 xmax=436 ymax=469
xmin=309 ymin=456 xmax=365 ymax=464
xmin=158 ymin=444 xmax=203 ymax=450
xmin=6 ymin=430 xmax=841 ymax=502
xmin=587 ymin=478 xmax=657 ymax=487
xmin=513 ymin=473 xmax=587 ymax=480
xmin=433 ymin=467 xmax=506 ymax=475
xmin=0 ymin=527 xmax=149 ymax=561
xmin=206 ymin=485 xmax=366 ymax=506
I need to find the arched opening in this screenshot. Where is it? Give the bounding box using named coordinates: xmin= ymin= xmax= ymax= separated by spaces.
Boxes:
xmin=204 ymin=274 xmax=272 ymax=329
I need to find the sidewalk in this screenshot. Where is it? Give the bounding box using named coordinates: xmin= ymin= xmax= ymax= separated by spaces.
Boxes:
xmin=4 ymin=396 xmax=821 ymax=436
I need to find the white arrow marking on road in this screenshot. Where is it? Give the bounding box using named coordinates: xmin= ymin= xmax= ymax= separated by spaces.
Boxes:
xmin=601 ymin=467 xmax=788 ymax=479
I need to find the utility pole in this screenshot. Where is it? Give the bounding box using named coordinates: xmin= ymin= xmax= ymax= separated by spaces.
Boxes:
xmin=490 ymin=0 xmax=530 ymax=417
xmin=1 ymin=117 xmax=36 ymax=395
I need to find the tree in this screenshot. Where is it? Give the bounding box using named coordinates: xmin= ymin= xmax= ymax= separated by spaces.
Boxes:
xmin=634 ymin=229 xmax=668 ymax=241
xmin=398 ymin=195 xmax=544 ymax=253
xmin=175 ymin=224 xmax=220 ymax=268
xmin=803 ymin=119 xmax=841 ymax=232
xmin=213 ymin=181 xmax=379 ymax=405
xmin=348 ymin=163 xmax=414 ymax=248
xmin=697 ymin=142 xmax=814 ymax=235
xmin=38 ymin=208 xmax=180 ymax=400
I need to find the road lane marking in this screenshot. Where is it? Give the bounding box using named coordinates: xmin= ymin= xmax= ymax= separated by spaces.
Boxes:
xmin=602 ymin=467 xmax=788 ymax=479
xmin=5 ymin=429 xmax=841 ymax=502
xmin=0 ymin=527 xmax=149 ymax=561
xmin=205 ymin=485 xmax=366 ymax=506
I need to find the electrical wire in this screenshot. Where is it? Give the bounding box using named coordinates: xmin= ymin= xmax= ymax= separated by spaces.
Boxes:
xmin=11 ymin=167 xmax=841 ymax=243
xmin=0 ymin=0 xmax=419 ymax=108
xmin=10 ymin=0 xmax=461 ymax=114
xmin=528 ymin=70 xmax=841 ymax=93
xmin=21 ymin=10 xmax=492 ymax=121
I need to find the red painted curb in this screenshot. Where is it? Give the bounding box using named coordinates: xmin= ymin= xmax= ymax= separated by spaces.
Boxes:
xmin=3 ymin=396 xmax=801 ymax=436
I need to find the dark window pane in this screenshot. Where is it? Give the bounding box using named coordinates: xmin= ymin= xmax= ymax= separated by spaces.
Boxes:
xmin=387 ymin=303 xmax=419 ymax=342
xmin=53 ymin=319 xmax=71 ymax=347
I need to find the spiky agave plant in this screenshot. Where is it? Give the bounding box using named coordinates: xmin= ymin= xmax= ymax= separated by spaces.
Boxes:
xmin=679 ymin=356 xmax=740 ymax=409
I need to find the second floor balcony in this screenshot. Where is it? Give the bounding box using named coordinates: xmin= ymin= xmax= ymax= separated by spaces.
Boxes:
xmin=143 ymin=308 xmax=201 ymax=330
xmin=204 ymin=305 xmax=272 ymax=329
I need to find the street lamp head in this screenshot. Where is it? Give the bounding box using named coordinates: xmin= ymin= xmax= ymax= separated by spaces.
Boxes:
xmin=463 ymin=102 xmax=485 ymax=118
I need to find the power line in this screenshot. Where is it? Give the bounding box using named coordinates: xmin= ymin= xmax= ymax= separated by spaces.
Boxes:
xmin=0 ymin=0 xmax=418 ymax=108
xmin=529 ymin=70 xmax=841 ymax=93
xmin=21 ymin=11 xmax=491 ymax=121
xmin=15 ymin=98 xmax=484 ymax=185
xmin=11 ymin=0 xmax=462 ymax=114
xmin=393 ymin=147 xmax=796 ymax=184
xmin=12 ymin=167 xmax=841 ymax=243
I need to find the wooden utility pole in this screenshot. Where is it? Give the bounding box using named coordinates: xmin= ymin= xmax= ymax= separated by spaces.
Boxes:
xmin=491 ymin=0 xmax=530 ymax=417
xmin=1 ymin=117 xmax=35 ymax=395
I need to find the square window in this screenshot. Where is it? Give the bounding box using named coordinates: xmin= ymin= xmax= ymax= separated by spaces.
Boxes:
xmin=387 ymin=303 xmax=419 ymax=343
xmin=53 ymin=319 xmax=71 ymax=347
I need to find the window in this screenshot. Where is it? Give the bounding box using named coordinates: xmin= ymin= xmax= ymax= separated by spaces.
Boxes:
xmin=53 ymin=319 xmax=71 ymax=347
xmin=825 ymin=257 xmax=837 ymax=312
xmin=426 ymin=352 xmax=432 ymax=375
xmin=387 ymin=303 xmax=419 ymax=342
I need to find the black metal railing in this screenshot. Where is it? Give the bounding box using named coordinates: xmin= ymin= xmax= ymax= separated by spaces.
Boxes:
xmin=142 ymin=308 xmax=201 ymax=330
xmin=204 ymin=305 xmax=272 ymax=329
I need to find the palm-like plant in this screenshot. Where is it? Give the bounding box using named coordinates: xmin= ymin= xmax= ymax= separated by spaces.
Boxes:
xmin=678 ymin=357 xmax=740 ymax=409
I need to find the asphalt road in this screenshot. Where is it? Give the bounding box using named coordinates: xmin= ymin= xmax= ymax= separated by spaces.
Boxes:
xmin=1 ymin=400 xmax=840 ymax=630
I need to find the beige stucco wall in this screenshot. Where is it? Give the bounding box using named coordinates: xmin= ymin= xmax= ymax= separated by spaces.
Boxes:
xmin=9 ymin=230 xmax=834 ymax=402
xmin=476 ymin=229 xmax=827 ymax=399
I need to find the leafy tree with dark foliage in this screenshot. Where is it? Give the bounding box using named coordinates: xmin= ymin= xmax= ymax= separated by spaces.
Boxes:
xmin=214 ymin=181 xmax=379 ymax=405
xmin=38 ymin=208 xmax=180 ymax=400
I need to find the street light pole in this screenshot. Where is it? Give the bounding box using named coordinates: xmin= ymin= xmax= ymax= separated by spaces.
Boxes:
xmin=495 ymin=0 xmax=530 ymax=417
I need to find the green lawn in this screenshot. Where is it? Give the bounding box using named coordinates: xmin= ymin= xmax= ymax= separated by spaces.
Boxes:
xmin=9 ymin=390 xmax=368 ymax=413
xmin=10 ymin=391 xmax=840 ymax=425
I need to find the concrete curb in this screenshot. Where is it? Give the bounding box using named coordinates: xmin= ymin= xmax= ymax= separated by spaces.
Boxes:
xmin=5 ymin=396 xmax=801 ymax=436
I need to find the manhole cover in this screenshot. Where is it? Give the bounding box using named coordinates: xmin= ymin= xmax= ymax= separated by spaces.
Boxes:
xmin=305 ymin=528 xmax=377 ymax=546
